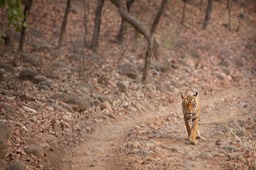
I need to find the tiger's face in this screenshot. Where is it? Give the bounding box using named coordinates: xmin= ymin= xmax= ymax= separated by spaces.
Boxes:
xmin=181 ymin=92 xmax=199 ymax=119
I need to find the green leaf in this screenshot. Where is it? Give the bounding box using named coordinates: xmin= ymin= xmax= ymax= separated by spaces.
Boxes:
xmin=0 ymin=0 xmax=6 ymax=8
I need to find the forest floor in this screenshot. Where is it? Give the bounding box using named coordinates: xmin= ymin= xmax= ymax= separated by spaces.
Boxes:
xmin=0 ymin=0 xmax=256 ymax=170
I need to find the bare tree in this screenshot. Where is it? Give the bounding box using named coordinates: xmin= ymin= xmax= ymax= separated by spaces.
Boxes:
xmin=181 ymin=0 xmax=187 ymax=25
xmin=111 ymin=0 xmax=167 ymax=82
xmin=203 ymin=0 xmax=213 ymax=29
xmin=91 ymin=0 xmax=105 ymax=53
xmin=200 ymin=0 xmax=204 ymax=10
xmin=58 ymin=0 xmax=71 ymax=48
xmin=227 ymin=0 xmax=232 ymax=31
xmin=18 ymin=0 xmax=33 ymax=51
xmin=117 ymin=0 xmax=134 ymax=43
xmin=83 ymin=0 xmax=89 ymax=47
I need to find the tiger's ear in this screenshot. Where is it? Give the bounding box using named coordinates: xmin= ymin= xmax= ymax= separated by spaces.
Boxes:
xmin=193 ymin=92 xmax=198 ymax=98
xmin=181 ymin=93 xmax=185 ymax=100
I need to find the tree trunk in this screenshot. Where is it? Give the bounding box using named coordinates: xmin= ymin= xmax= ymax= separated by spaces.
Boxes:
xmin=58 ymin=0 xmax=71 ymax=48
xmin=181 ymin=0 xmax=187 ymax=25
xmin=111 ymin=0 xmax=166 ymax=82
xmin=227 ymin=0 xmax=232 ymax=31
xmin=91 ymin=0 xmax=105 ymax=53
xmin=203 ymin=0 xmax=213 ymax=29
xmin=18 ymin=0 xmax=33 ymax=52
xmin=83 ymin=0 xmax=89 ymax=47
xmin=117 ymin=0 xmax=134 ymax=43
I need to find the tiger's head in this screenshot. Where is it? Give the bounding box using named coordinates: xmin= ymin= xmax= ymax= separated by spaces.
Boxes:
xmin=181 ymin=92 xmax=199 ymax=119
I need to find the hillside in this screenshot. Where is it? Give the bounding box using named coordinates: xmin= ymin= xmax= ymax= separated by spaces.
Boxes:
xmin=0 ymin=0 xmax=255 ymax=169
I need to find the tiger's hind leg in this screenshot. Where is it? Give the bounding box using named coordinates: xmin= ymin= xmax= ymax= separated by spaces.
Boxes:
xmin=196 ymin=130 xmax=205 ymax=140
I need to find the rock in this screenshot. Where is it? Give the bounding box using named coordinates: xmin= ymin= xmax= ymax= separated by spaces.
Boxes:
xmin=235 ymin=128 xmax=246 ymax=137
xmin=116 ymin=81 xmax=128 ymax=93
xmin=89 ymin=53 xmax=104 ymax=65
xmin=150 ymin=61 xmax=168 ymax=72
xmin=199 ymin=152 xmax=212 ymax=159
xmin=38 ymin=80 xmax=54 ymax=90
xmin=185 ymin=151 xmax=199 ymax=160
xmin=0 ymin=102 xmax=16 ymax=118
xmin=184 ymin=160 xmax=197 ymax=168
xmin=238 ymin=13 xmax=245 ymax=18
xmin=100 ymin=101 xmax=113 ymax=112
xmin=253 ymin=159 xmax=256 ymax=170
xmin=71 ymin=6 xmax=78 ymax=14
xmin=136 ymin=149 xmax=153 ymax=156
xmin=221 ymin=143 xmax=239 ymax=152
xmin=119 ymin=63 xmax=138 ymax=79
xmin=33 ymin=75 xmax=47 ymax=84
xmin=185 ymin=58 xmax=196 ymax=68
xmin=215 ymin=139 xmax=222 ymax=145
xmin=0 ymin=159 xmax=7 ymax=168
xmin=234 ymin=57 xmax=246 ymax=67
xmin=6 ymin=161 xmax=26 ymax=170
xmin=20 ymin=53 xmax=40 ymax=67
xmin=103 ymin=110 xmax=116 ymax=119
xmin=169 ymin=59 xmax=179 ymax=69
xmin=34 ymin=42 xmax=52 ymax=52
xmin=79 ymin=82 xmax=95 ymax=92
xmin=218 ymin=58 xmax=231 ymax=67
xmin=30 ymin=29 xmax=42 ymax=38
xmin=51 ymin=103 xmax=69 ymax=112
xmin=170 ymin=147 xmax=184 ymax=153
xmin=156 ymin=83 xmax=172 ymax=93
xmin=92 ymin=92 xmax=109 ymax=102
xmin=0 ymin=122 xmax=10 ymax=158
xmin=251 ymin=67 xmax=256 ymax=76
xmin=222 ymin=126 xmax=232 ymax=135
xmin=24 ymin=143 xmax=44 ymax=157
xmin=2 ymin=29 xmax=17 ymax=48
xmin=62 ymin=113 xmax=73 ymax=122
xmin=66 ymin=96 xmax=91 ymax=112
xmin=19 ymin=68 xmax=38 ymax=80
xmin=38 ymin=84 xmax=50 ymax=91
xmin=0 ymin=69 xmax=3 ymax=82
xmin=214 ymin=71 xmax=226 ymax=80
xmin=227 ymin=152 xmax=242 ymax=159
xmin=0 ymin=63 xmax=15 ymax=73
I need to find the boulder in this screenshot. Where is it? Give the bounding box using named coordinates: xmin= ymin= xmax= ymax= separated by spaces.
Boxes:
xmin=0 ymin=159 xmax=7 ymax=168
xmin=0 ymin=63 xmax=15 ymax=73
xmin=38 ymin=80 xmax=54 ymax=90
xmin=20 ymin=53 xmax=40 ymax=67
xmin=92 ymin=92 xmax=109 ymax=102
xmin=119 ymin=63 xmax=138 ymax=79
xmin=116 ymin=81 xmax=128 ymax=93
xmin=33 ymin=75 xmax=47 ymax=84
xmin=19 ymin=68 xmax=38 ymax=81
xmin=79 ymin=82 xmax=95 ymax=92
xmin=6 ymin=161 xmax=26 ymax=170
xmin=100 ymin=101 xmax=113 ymax=112
xmin=0 ymin=122 xmax=10 ymax=158
xmin=66 ymin=96 xmax=91 ymax=112
xmin=24 ymin=143 xmax=44 ymax=157
xmin=150 ymin=61 xmax=168 ymax=72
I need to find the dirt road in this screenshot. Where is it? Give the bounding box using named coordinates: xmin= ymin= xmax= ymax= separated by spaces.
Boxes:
xmin=61 ymin=85 xmax=256 ymax=170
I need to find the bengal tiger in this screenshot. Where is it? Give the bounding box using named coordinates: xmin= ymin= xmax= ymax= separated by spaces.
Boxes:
xmin=181 ymin=91 xmax=201 ymax=145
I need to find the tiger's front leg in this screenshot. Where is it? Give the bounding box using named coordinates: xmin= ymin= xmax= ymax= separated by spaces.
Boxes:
xmin=190 ymin=118 xmax=199 ymax=145
xmin=184 ymin=116 xmax=191 ymax=138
